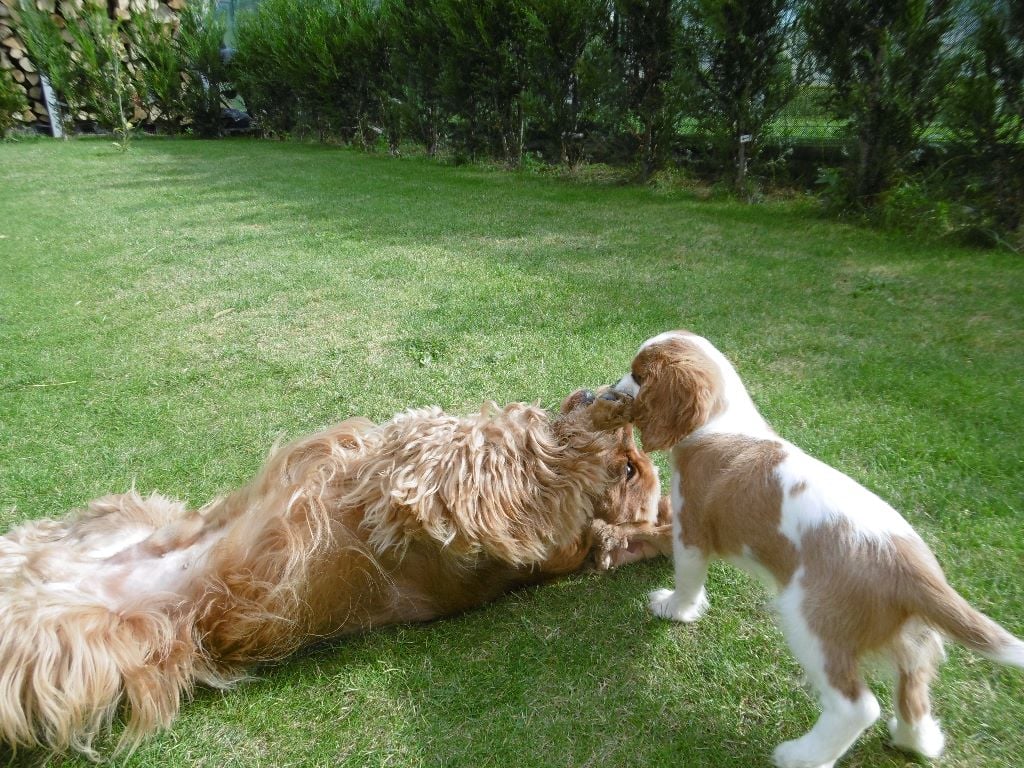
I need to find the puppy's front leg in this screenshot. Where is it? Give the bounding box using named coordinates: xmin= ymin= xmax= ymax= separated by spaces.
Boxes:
xmin=649 ymin=507 xmax=709 ymax=623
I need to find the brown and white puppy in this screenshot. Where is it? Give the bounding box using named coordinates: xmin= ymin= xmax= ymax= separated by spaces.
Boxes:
xmin=0 ymin=390 xmax=667 ymax=758
xmin=610 ymin=330 xmax=1024 ymax=768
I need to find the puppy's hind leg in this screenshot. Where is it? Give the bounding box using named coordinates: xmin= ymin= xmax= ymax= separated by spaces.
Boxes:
xmin=649 ymin=504 xmax=709 ymax=623
xmin=887 ymin=626 xmax=945 ymax=758
xmin=772 ymin=583 xmax=879 ymax=768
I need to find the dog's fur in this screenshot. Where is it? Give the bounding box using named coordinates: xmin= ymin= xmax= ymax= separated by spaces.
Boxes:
xmin=608 ymin=330 xmax=1024 ymax=768
xmin=0 ymin=391 xmax=668 ymax=758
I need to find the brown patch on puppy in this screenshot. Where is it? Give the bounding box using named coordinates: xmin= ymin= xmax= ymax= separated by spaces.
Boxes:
xmin=673 ymin=435 xmax=799 ymax=586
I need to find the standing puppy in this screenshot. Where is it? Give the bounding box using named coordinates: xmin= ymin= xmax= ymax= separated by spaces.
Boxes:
xmin=610 ymin=330 xmax=1024 ymax=768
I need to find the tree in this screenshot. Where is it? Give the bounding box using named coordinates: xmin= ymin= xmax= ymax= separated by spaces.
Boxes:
xmin=684 ymin=0 xmax=804 ymax=189
xmin=524 ymin=0 xmax=610 ymax=166
xmin=609 ymin=0 xmax=685 ymax=181
xmin=436 ymin=0 xmax=534 ymax=165
xmin=802 ymin=0 xmax=955 ymax=206
xmin=942 ymin=0 xmax=1023 ymax=240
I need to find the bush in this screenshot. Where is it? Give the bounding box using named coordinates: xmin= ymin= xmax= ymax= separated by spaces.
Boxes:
xmin=0 ymin=67 xmax=28 ymax=138
xmin=682 ymin=0 xmax=804 ymax=190
xmin=939 ymin=0 xmax=1023 ymax=245
xmin=27 ymin=5 xmax=140 ymax=148
xmin=176 ymin=0 xmax=230 ymax=137
xmin=232 ymin=0 xmax=392 ymax=144
xmin=231 ymin=0 xmax=299 ymax=136
xmin=15 ymin=1 xmax=79 ymax=135
xmin=435 ymin=0 xmax=535 ymax=166
xmin=608 ymin=0 xmax=687 ymax=181
xmin=389 ymin=0 xmax=447 ymax=155
xmin=524 ymin=0 xmax=617 ymax=167
xmin=130 ymin=10 xmax=187 ymax=133
xmin=801 ymin=0 xmax=956 ymax=208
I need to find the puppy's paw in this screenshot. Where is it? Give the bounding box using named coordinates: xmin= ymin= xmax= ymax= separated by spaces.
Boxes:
xmin=772 ymin=739 xmax=836 ymax=768
xmin=648 ymin=587 xmax=709 ymax=623
xmin=588 ymin=388 xmax=634 ymax=430
xmin=887 ymin=715 xmax=945 ymax=759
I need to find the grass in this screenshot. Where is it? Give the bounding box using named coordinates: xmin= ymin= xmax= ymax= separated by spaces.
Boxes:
xmin=0 ymin=136 xmax=1022 ymax=768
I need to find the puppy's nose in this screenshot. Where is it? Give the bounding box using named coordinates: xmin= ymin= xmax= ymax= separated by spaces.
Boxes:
xmin=578 ymin=389 xmax=596 ymax=406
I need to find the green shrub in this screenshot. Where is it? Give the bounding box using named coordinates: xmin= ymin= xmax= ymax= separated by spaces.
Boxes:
xmin=608 ymin=0 xmax=687 ymax=181
xmin=177 ymin=0 xmax=230 ymax=137
xmin=231 ymin=0 xmax=299 ymax=136
xmin=389 ymin=0 xmax=447 ymax=155
xmin=15 ymin=1 xmax=78 ymax=135
xmin=801 ymin=0 xmax=955 ymax=208
xmin=939 ymin=0 xmax=1023 ymax=246
xmin=232 ymin=0 xmax=391 ymax=144
xmin=682 ymin=0 xmax=805 ymax=190
xmin=0 ymin=67 xmax=28 ymax=138
xmin=435 ymin=0 xmax=535 ymax=166
xmin=524 ymin=0 xmax=615 ymax=167
xmin=130 ymin=9 xmax=187 ymax=133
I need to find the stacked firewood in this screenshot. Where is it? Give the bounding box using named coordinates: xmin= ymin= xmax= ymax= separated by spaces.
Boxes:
xmin=0 ymin=0 xmax=184 ymax=132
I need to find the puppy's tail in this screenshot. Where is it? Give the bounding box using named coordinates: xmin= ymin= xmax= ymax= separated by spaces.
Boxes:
xmin=909 ymin=548 xmax=1024 ymax=669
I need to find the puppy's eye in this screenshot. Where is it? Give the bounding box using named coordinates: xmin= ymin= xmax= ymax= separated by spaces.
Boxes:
xmin=631 ymin=373 xmax=643 ymax=387
xmin=625 ymin=460 xmax=636 ymax=481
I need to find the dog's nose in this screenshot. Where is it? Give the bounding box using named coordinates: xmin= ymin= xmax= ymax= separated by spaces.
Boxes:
xmin=596 ymin=387 xmax=632 ymax=403
xmin=578 ymin=389 xmax=596 ymax=406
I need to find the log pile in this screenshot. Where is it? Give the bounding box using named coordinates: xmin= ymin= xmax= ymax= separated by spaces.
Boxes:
xmin=0 ymin=0 xmax=183 ymax=132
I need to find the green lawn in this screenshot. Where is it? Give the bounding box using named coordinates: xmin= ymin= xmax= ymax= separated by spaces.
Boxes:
xmin=0 ymin=137 xmax=1022 ymax=768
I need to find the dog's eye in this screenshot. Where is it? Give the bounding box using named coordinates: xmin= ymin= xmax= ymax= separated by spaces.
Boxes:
xmin=625 ymin=460 xmax=636 ymax=481
xmin=631 ymin=373 xmax=643 ymax=387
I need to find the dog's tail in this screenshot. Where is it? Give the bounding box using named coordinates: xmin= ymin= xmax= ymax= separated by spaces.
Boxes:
xmin=0 ymin=492 xmax=236 ymax=758
xmin=907 ymin=541 xmax=1024 ymax=669
xmin=0 ymin=419 xmax=377 ymax=757
xmin=0 ymin=584 xmax=216 ymax=757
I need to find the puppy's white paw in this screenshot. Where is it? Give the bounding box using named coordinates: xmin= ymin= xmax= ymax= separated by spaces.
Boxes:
xmin=771 ymin=739 xmax=836 ymax=768
xmin=887 ymin=715 xmax=945 ymax=759
xmin=648 ymin=587 xmax=708 ymax=623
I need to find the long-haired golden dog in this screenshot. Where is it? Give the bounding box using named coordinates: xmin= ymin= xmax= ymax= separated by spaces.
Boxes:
xmin=0 ymin=390 xmax=667 ymax=758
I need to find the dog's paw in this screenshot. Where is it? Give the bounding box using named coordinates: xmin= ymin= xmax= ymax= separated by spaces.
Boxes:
xmin=772 ymin=739 xmax=836 ymax=768
xmin=887 ymin=716 xmax=945 ymax=759
xmin=589 ymin=519 xmax=622 ymax=570
xmin=648 ymin=588 xmax=709 ymax=623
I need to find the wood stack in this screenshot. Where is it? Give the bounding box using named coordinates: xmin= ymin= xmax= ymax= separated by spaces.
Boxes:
xmin=0 ymin=0 xmax=182 ymax=132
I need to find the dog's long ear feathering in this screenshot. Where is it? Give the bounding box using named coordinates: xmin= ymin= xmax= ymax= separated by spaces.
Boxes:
xmin=631 ymin=336 xmax=721 ymax=451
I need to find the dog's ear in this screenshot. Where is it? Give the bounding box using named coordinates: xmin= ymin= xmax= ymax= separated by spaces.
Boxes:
xmin=635 ymin=356 xmax=717 ymax=451
xmin=587 ymin=389 xmax=635 ymax=431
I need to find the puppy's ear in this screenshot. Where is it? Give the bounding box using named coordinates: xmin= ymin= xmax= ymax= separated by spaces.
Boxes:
xmin=635 ymin=359 xmax=717 ymax=451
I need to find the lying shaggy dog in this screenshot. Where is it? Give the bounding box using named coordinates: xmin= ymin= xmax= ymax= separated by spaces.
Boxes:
xmin=0 ymin=390 xmax=668 ymax=758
